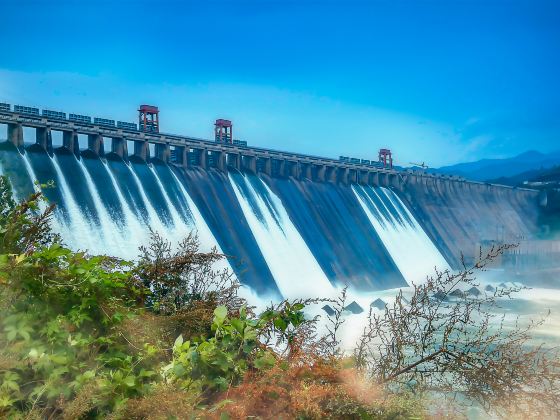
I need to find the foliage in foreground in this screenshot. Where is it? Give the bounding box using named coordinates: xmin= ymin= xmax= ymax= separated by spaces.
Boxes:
xmin=0 ymin=176 xmax=421 ymax=419
xmin=0 ymin=174 xmax=559 ymax=419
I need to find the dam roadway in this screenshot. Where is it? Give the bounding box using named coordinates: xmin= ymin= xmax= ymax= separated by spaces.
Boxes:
xmin=0 ymin=107 xmax=537 ymax=193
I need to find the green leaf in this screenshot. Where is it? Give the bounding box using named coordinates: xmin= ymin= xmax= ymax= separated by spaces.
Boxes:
xmin=254 ymin=351 xmax=276 ymax=370
xmin=230 ymin=318 xmax=245 ymax=334
xmin=174 ymin=334 xmax=184 ymax=351
xmin=243 ymin=326 xmax=257 ymax=342
xmin=213 ymin=305 xmax=228 ymax=325
xmin=123 ymin=375 xmax=136 ymax=387
xmin=213 ymin=376 xmax=229 ymax=391
xmin=0 ymin=394 xmax=16 ymax=408
xmin=3 ymin=379 xmax=20 ymax=392
xmin=138 ymin=369 xmax=156 ymax=378
xmin=291 ymin=303 xmax=305 ymax=311
xmin=273 ymin=317 xmax=287 ymax=332
xmin=239 ymin=305 xmax=247 ymax=320
xmin=82 ymin=370 xmax=96 ymax=380
xmin=50 ymin=354 xmax=68 ymax=365
xmin=243 ymin=341 xmax=255 ymax=354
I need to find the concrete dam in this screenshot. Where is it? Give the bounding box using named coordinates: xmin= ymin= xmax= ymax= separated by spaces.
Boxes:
xmin=0 ymin=104 xmax=543 ymax=299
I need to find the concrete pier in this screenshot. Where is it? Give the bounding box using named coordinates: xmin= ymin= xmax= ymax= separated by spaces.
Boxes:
xmin=174 ymin=145 xmax=187 ymax=167
xmin=61 ymin=130 xmax=80 ymax=158
xmin=155 ymin=143 xmax=170 ymax=163
xmin=8 ymin=123 xmax=23 ymax=148
xmin=243 ymin=155 xmax=257 ymax=172
xmin=226 ymin=153 xmax=241 ymax=171
xmin=87 ymin=134 xmax=104 ymax=157
xmin=133 ymin=140 xmax=149 ymax=161
xmin=35 ymin=127 xmax=52 ymax=153
xmin=111 ymin=137 xmax=127 ymax=158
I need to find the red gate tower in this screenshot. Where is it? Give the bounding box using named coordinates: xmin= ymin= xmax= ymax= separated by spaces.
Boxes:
xmin=379 ymin=148 xmax=393 ymax=169
xmin=138 ymin=105 xmax=160 ymax=133
xmin=215 ymin=119 xmax=232 ymax=143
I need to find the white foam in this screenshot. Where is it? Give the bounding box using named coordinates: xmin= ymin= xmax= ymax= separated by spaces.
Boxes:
xmin=100 ymin=160 xmax=148 ymax=257
xmin=148 ymin=164 xmax=197 ymax=245
xmin=19 ymin=152 xmax=63 ymax=237
xmin=229 ymin=172 xmax=334 ymax=300
xmin=168 ymin=168 xmax=227 ymax=255
xmin=353 ymin=185 xmax=449 ymax=285
xmin=77 ymin=158 xmax=141 ymax=259
xmin=50 ymin=154 xmax=107 ymax=251
xmin=126 ymin=162 xmax=170 ymax=236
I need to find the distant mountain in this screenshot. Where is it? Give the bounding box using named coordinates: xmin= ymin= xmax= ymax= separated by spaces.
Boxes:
xmin=433 ymin=150 xmax=560 ymax=182
xmin=479 ymin=164 xmax=560 ymax=187
xmin=486 ymin=169 xmax=546 ymax=187
xmin=533 ymin=165 xmax=560 ymax=183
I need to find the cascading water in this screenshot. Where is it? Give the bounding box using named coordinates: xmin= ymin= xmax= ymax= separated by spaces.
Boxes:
xmin=19 ymin=153 xmax=42 ymax=200
xmin=168 ymin=168 xmax=229 ymax=255
xmin=125 ymin=162 xmax=170 ymax=235
xmin=50 ymin=154 xmax=105 ymax=252
xmin=229 ymin=171 xmax=335 ymax=299
xmin=76 ymin=158 xmax=137 ymax=258
xmin=18 ymin=152 xmax=69 ymax=237
xmin=100 ymin=160 xmax=149 ymax=256
xmin=0 ymin=132 xmax=543 ymax=310
xmin=148 ymin=164 xmax=200 ymax=246
xmin=353 ymin=185 xmax=449 ymax=285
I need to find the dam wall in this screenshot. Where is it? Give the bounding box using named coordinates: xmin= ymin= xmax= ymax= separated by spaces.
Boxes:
xmin=0 ymin=133 xmax=543 ymax=298
xmin=401 ymin=174 xmax=541 ymax=267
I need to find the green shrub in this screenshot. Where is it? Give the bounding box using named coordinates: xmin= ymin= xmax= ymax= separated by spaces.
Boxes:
xmin=0 ymin=176 xmax=317 ymax=418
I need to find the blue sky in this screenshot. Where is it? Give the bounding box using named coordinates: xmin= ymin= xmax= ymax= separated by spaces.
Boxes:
xmin=0 ymin=0 xmax=559 ymax=166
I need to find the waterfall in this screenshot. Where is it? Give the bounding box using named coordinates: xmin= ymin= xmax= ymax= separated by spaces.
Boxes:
xmin=127 ymin=163 xmax=226 ymax=263
xmin=76 ymin=158 xmax=136 ymax=259
xmin=0 ymin=136 xmax=543 ymax=307
xmin=168 ymin=168 xmax=227 ymax=254
xmin=19 ymin=153 xmax=42 ymax=200
xmin=100 ymin=160 xmax=149 ymax=257
xmin=148 ymin=164 xmax=196 ymax=245
xmin=18 ymin=152 xmax=71 ymax=237
xmin=353 ymin=185 xmax=449 ymax=285
xmin=50 ymin=154 xmax=103 ymax=252
xmin=229 ymin=171 xmax=334 ymax=299
xmin=125 ymin=163 xmax=169 ymax=235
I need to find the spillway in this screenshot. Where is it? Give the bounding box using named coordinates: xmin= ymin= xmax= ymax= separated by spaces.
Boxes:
xmin=229 ymin=171 xmax=335 ymax=299
xmin=353 ymin=185 xmax=449 ymax=284
xmin=262 ymin=175 xmax=407 ymax=291
xmin=0 ymin=142 xmax=543 ymax=299
xmin=50 ymin=154 xmax=106 ymax=252
xmin=403 ymin=175 xmax=541 ymax=267
xmin=100 ymin=159 xmax=149 ymax=257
